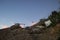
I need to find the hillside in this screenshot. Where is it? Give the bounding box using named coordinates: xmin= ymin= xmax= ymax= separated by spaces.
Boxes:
xmin=0 ymin=11 xmax=60 ymax=40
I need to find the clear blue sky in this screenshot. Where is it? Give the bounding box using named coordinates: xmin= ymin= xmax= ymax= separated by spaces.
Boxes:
xmin=0 ymin=0 xmax=59 ymax=28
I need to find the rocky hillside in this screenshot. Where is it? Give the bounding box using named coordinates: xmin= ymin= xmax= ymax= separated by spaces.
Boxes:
xmin=0 ymin=11 xmax=60 ymax=40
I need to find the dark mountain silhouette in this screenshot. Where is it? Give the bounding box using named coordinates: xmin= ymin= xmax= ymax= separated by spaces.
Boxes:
xmin=0 ymin=11 xmax=60 ymax=40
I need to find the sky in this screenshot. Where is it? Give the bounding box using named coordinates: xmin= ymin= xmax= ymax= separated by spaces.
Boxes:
xmin=0 ymin=0 xmax=59 ymax=29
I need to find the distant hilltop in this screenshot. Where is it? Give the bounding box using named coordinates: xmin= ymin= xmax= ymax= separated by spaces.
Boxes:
xmin=0 ymin=11 xmax=60 ymax=40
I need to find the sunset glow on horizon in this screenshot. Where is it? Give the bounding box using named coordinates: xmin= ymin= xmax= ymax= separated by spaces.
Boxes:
xmin=0 ymin=25 xmax=8 ymax=29
xmin=0 ymin=0 xmax=59 ymax=29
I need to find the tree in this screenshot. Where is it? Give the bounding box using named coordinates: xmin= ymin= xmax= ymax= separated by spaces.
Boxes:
xmin=10 ymin=23 xmax=21 ymax=30
xmin=48 ymin=11 xmax=60 ymax=26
